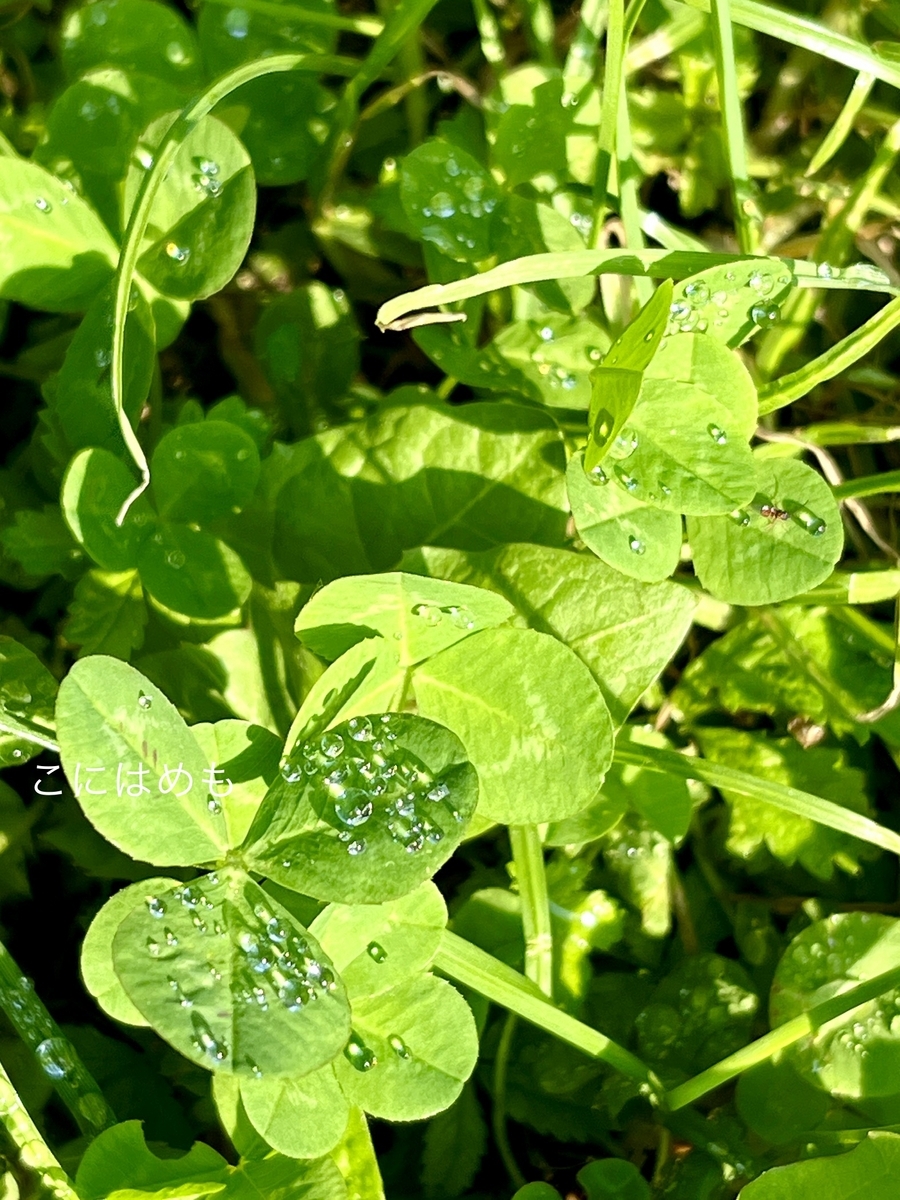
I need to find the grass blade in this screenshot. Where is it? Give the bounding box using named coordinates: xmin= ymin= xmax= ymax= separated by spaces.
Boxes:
xmin=709 ymin=0 xmax=760 ymax=252
xmin=806 ymin=70 xmax=876 ymax=176
xmin=0 ymin=1059 xmax=78 ymax=1200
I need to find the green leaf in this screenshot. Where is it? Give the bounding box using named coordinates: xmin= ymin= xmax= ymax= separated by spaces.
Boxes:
xmin=190 ymin=719 xmax=282 ymax=850
xmin=113 ymin=868 xmax=351 ymax=1077
xmin=487 ymin=313 xmax=604 ymax=408
xmin=310 ymin=882 xmax=447 ymax=999
xmin=76 ymin=1120 xmax=227 ymax=1200
xmin=601 ymin=814 xmax=672 ymax=937
xmin=55 ymin=655 xmax=225 ymax=866
xmin=151 ymin=422 xmax=261 ymax=525
xmin=567 ymin=452 xmax=684 ymax=584
xmin=403 ymin=543 xmax=696 ymax=726
xmin=62 ymin=448 xmax=156 ymax=572
xmin=688 ymin=457 xmax=844 ymax=605
xmin=293 ymin=571 xmax=514 ymax=665
xmin=577 ymin=1158 xmax=651 ymax=1200
xmin=81 ymin=878 xmax=180 ymax=1027
xmin=492 ymin=77 xmax=571 ymax=187
xmin=668 ymin=261 xmax=795 ymax=347
xmin=739 ymin=1133 xmax=900 ymax=1199
xmin=242 ymin=713 xmax=478 ymax=903
xmin=602 ymin=726 xmax=693 ymax=842
xmin=137 ymin=523 xmax=252 ymax=619
xmin=603 ymin=332 xmax=757 ymax=515
xmin=770 ymin=913 xmax=900 ymax=1101
xmin=735 ymin=1059 xmax=828 ymax=1146
xmin=334 ymin=975 xmax=478 ymax=1121
xmin=695 ymin=729 xmax=875 ymax=879
xmin=585 ymin=281 xmax=672 ymax=471
xmin=0 ymin=505 xmax=85 ymax=580
xmin=239 ymin=1066 xmax=350 ymax=1160
xmin=0 ymin=158 xmax=117 ymax=311
xmin=544 ymin=794 xmax=626 ymax=847
xmin=66 ymin=569 xmax=148 ymax=660
xmin=330 ymin=1105 xmax=384 ymax=1200
xmin=415 ymin=627 xmax=614 ymax=823
xmin=270 ymin=398 xmax=568 ymax=582
xmin=420 ymin=1082 xmax=487 ymax=1199
xmin=0 ymin=635 xmax=59 ymax=766
xmin=493 ymin=195 xmax=597 ymax=312
xmin=130 ymin=114 xmax=256 ymax=301
xmin=635 ymin=953 xmax=759 ymax=1075
xmin=399 ymin=141 xmax=500 ymax=262
xmin=60 ymin=0 xmax=203 ymax=90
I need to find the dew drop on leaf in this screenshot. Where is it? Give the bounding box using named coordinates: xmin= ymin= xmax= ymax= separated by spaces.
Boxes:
xmin=35 ymin=1038 xmax=75 ymax=1081
xmin=321 ymin=731 xmax=345 ymax=759
xmin=367 ymin=941 xmax=387 ymax=963
xmin=224 ymin=6 xmax=249 ymax=36
xmin=145 ymin=896 xmax=165 ymax=917
xmin=347 ymin=838 xmax=367 ymax=856
xmin=191 ymin=1013 xmax=227 ymax=1063
xmin=138 ymin=692 xmax=152 ymax=710
xmin=165 ymin=242 xmax=191 ymax=264
xmin=628 ymin=536 xmax=645 ymax=556
xmin=750 ymin=302 xmax=780 ymax=328
xmin=817 ymin=262 xmax=836 ymax=279
xmin=34 ymin=197 xmax=52 ymax=213
xmin=389 ymin=1035 xmax=412 ymax=1059
xmin=344 ymin=1036 xmax=377 ymax=1071
xmin=707 ymin=424 xmax=728 ymax=445
xmin=684 ymin=281 xmax=710 ymax=306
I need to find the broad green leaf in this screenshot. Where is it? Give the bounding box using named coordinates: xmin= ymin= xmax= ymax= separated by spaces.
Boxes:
xmin=0 ymin=636 xmax=59 ymax=767
xmin=415 ymin=627 xmax=614 ymax=823
xmin=493 ymin=195 xmax=597 ymax=312
xmin=45 ymin=282 xmax=156 ymax=460
xmin=310 ymin=882 xmax=447 ymax=999
xmin=399 ymin=141 xmax=500 ymax=263
xmin=770 ymin=913 xmax=900 ymax=1101
xmin=242 ymin=713 xmax=478 ymax=903
xmin=635 ymin=953 xmax=759 ymax=1075
xmin=113 ymin=869 xmax=351 ymax=1077
xmin=602 ymin=726 xmax=693 ymax=842
xmin=420 ymin=1082 xmax=487 ymax=1198
xmin=0 ymin=158 xmax=117 ymax=311
xmin=62 ymin=448 xmax=156 ymax=572
xmin=604 ymin=333 xmax=757 ymax=515
xmin=668 ymin=260 xmax=794 ymax=347
xmin=66 ymin=569 xmax=148 ymax=660
xmin=513 ymin=1187 xmax=561 ymax=1200
xmin=739 ymin=1133 xmax=900 ymax=1199
xmin=128 ymin=115 xmax=256 ymax=301
xmin=151 ymin=422 xmax=261 ymax=525
xmin=688 ymin=458 xmax=844 ymax=605
xmin=76 ymin=1121 xmax=227 ymax=1200
xmin=695 ymin=729 xmax=875 ymax=879
xmin=137 ymin=523 xmax=252 ymax=619
xmin=334 ymin=975 xmax=478 ymax=1121
xmin=403 ymin=543 xmax=696 ymax=725
xmin=567 ymin=452 xmax=683 ymax=584
xmin=544 ymin=794 xmax=626 ymax=847
xmin=492 ymin=77 xmax=571 ymax=187
xmin=255 ymin=285 xmax=360 ymax=437
xmin=81 ymin=877 xmax=179 ymax=1027
xmin=577 ymin=1158 xmax=651 ymax=1200
xmin=487 ymin=313 xmax=604 ymax=408
xmin=585 ymin=281 xmax=672 ymax=471
xmin=293 ymin=571 xmax=514 ymax=666
xmin=270 ymin=398 xmax=568 ymax=582
xmin=55 ymin=655 xmax=224 ymax=866
xmin=735 ymin=1059 xmax=828 ymax=1146
xmin=60 ymin=0 xmax=203 ymax=89
xmin=190 ymin=719 xmax=282 ymax=850
xmin=330 ymin=1106 xmax=384 ymax=1200
xmin=34 ymin=69 xmax=185 ymax=237
xmin=602 ymin=814 xmax=672 ymax=937
xmin=1 ymin=505 xmax=85 ymax=580
xmin=197 ymin=0 xmax=336 ymax=185
xmin=239 ymin=1065 xmax=350 ymax=1160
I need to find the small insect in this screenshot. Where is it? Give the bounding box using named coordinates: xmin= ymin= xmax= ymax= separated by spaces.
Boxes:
xmin=759 ymin=503 xmax=790 ymax=522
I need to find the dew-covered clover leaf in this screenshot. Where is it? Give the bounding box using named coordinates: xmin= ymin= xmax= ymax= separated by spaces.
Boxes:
xmin=399 ymin=141 xmax=500 ymax=263
xmin=62 ymin=447 xmax=156 ymax=572
xmin=56 ymin=656 xmax=225 ymax=866
xmin=771 ymin=912 xmax=900 ymax=1101
xmin=333 ymin=975 xmax=478 ymax=1122
xmin=293 ymin=571 xmax=514 ymax=665
xmin=241 ymin=713 xmax=478 ymax=904
xmin=113 ymin=868 xmax=351 ymax=1078
xmin=150 ymin=420 xmax=261 ymax=525
xmin=238 ymin=1064 xmax=351 ymax=1161
xmin=0 ymin=636 xmax=59 ymax=768
xmin=667 ymin=260 xmax=795 ymax=347
xmin=190 ymin=719 xmax=282 ymax=850
xmin=688 ymin=455 xmax=843 ymax=604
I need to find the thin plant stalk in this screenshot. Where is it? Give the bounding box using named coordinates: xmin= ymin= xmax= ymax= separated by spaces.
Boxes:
xmin=806 ymin=70 xmax=876 ymax=176
xmin=562 ymin=0 xmax=607 ymax=101
xmin=591 ymin=0 xmax=625 ymax=244
xmin=492 ymin=1013 xmax=526 ymax=1191
xmin=471 ymin=0 xmax=505 ymax=69
xmin=709 ymin=0 xmax=760 ymax=252
xmin=521 ymin=0 xmax=557 ymax=68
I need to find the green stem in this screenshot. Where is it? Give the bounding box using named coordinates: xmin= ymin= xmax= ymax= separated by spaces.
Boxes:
xmin=757 ymin=296 xmax=900 ymax=415
xmin=616 ymin=80 xmax=653 ymax=306
xmin=509 ymin=825 xmax=553 ymax=997
xmin=591 ymin=0 xmax=625 ymax=243
xmin=492 ymin=1014 xmax=526 ymax=1191
xmin=668 ymin=962 xmax=900 ymax=1109
xmin=0 ymin=942 xmax=115 ymax=1138
xmin=521 ymin=0 xmax=557 ymax=67
xmin=435 ymin=931 xmax=659 ymax=1091
xmin=376 ymin=0 xmax=427 ymax=146
xmin=562 ymin=0 xmax=606 ymax=101
xmin=709 ymin=0 xmax=760 ymax=252
xmin=471 ymin=0 xmax=506 ymax=69
xmin=197 ymin=0 xmax=384 ymax=35
xmin=0 ymin=1059 xmax=78 ymax=1200
xmin=833 ymin=469 xmax=900 ymax=501
xmin=0 ymin=721 xmax=59 ymax=755
xmin=613 ymin=743 xmax=900 ymax=857
xmin=806 ymin=70 xmax=875 ymax=176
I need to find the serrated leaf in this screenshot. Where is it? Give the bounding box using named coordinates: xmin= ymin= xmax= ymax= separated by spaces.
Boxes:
xmin=56 ymin=655 xmax=224 ymax=866
xmin=66 ymin=569 xmax=148 ymax=660
xmin=334 ymin=975 xmax=478 ymax=1121
xmin=242 ymin=713 xmax=478 ymax=904
xmin=688 ymin=457 xmax=844 ymax=605
xmin=113 ymin=869 xmax=350 ymax=1077
xmin=415 ymin=627 xmax=613 ymax=823
xmin=293 ymin=571 xmax=513 ymax=666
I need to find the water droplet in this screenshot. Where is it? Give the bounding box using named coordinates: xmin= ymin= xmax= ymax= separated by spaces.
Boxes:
xmin=347 ymin=838 xmax=367 ymax=856
xmin=684 ymin=281 xmax=710 ymax=306
xmin=191 ymin=1013 xmax=227 ymax=1063
xmin=539 ymin=325 xmax=554 ymax=342
xmin=730 ymin=509 xmax=751 ymax=527
xmin=146 ymin=938 xmax=161 ymax=957
xmin=367 ymin=941 xmax=387 ymax=963
xmin=348 ymin=716 xmax=373 ymax=742
xmin=795 ymin=509 xmax=827 ymax=536
xmin=165 ymin=242 xmax=190 ymax=264
xmin=138 ymin=692 xmax=152 ymax=710
xmin=207 ymin=797 xmax=222 ymax=815
xmin=165 ymin=40 xmax=189 ymax=64
xmin=344 ymin=1036 xmax=377 ymax=1071
xmin=817 ymin=262 xmax=836 ymax=279
xmin=389 ymin=1034 xmax=411 ymax=1059
xmin=669 ymin=300 xmax=690 ymax=322
xmin=35 ymin=1039 xmax=75 ymax=1081
xmin=427 ymin=781 xmax=450 ymax=802
xmin=146 ymin=896 xmax=165 ymax=918
xmin=588 ymin=464 xmax=608 ymax=485
xmin=334 ymin=793 xmax=374 ymax=827
xmin=321 ymin=731 xmax=345 ymax=759
xmin=613 ymin=428 xmax=639 ymax=458
xmin=224 ymin=6 xmax=249 ymax=36
xmin=430 ymin=191 xmax=455 ymax=218
xmin=748 ymin=269 xmax=773 ymax=296
xmin=164 ymin=928 xmax=178 ymax=947
xmin=412 ymin=602 xmax=442 ymax=626
xmin=643 ymin=330 xmax=655 ymax=342
xmin=751 ymin=302 xmax=780 ymax=328
xmin=616 ymin=468 xmax=639 ymax=492
xmin=628 ymin=536 xmax=645 ymax=555
xmin=707 ymin=424 xmax=728 ymax=444
xmin=34 ymin=197 xmax=52 ymax=213
xmin=441 ymin=604 xmax=475 ymax=630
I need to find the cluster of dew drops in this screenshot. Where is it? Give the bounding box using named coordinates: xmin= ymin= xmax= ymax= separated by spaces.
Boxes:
xmin=413 ymin=153 xmax=497 ymax=253
xmin=143 ymin=882 xmax=342 ymax=1073
xmin=161 ymin=157 xmax=223 ymax=268
xmin=280 ymin=713 xmax=462 ymax=859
